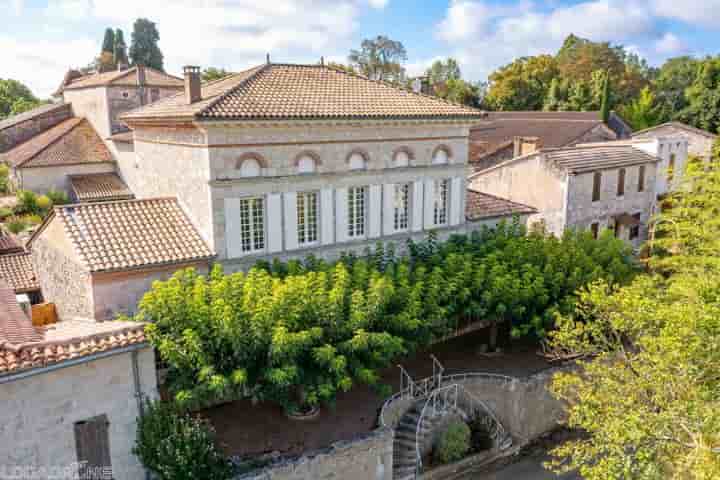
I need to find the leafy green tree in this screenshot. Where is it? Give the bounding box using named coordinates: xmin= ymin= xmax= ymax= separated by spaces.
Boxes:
xmin=201 ymin=67 xmax=232 ymax=82
xmin=547 ymin=162 xmax=720 ymax=479
xmin=619 ymin=86 xmax=661 ymax=130
xmin=678 ymin=57 xmax=720 ymax=133
xmin=600 ymin=70 xmax=611 ymax=123
xmin=101 ymin=28 xmax=115 ymax=55
xmin=129 ymin=18 xmax=164 ymax=71
xmin=425 ymin=58 xmax=461 ymax=85
xmin=0 ymin=79 xmax=42 ymax=120
xmin=486 ymin=55 xmax=559 ymax=110
xmin=653 ymin=56 xmax=700 ymax=122
xmin=113 ymin=29 xmax=128 ymax=67
xmin=348 ymin=35 xmax=407 ymax=83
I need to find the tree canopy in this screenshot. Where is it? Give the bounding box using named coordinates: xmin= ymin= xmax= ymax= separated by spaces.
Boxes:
xmin=129 ymin=18 xmax=164 ymax=71
xmin=548 ymin=161 xmax=720 ymax=479
xmin=348 ymin=35 xmax=407 ymax=83
xmin=201 ymin=67 xmax=232 ymax=83
xmin=113 ymin=29 xmax=128 ymax=67
xmin=0 ymin=79 xmax=43 ymax=120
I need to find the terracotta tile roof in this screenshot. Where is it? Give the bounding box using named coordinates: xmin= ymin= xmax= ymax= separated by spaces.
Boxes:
xmin=0 ymin=230 xmax=24 ymax=255
xmin=51 ymin=198 xmax=214 ymax=273
xmin=62 ymin=66 xmax=184 ymax=91
xmin=0 ymin=252 xmax=39 ymax=293
xmin=0 ymin=103 xmax=71 ymax=132
xmin=466 ymin=189 xmax=537 ymax=221
xmin=121 ymin=63 xmax=487 ymax=122
xmin=0 ymin=317 xmax=147 ymax=376
xmin=632 ymin=121 xmax=718 ymax=139
xmin=69 ymin=173 xmax=134 ymax=203
xmin=108 ymin=131 xmax=134 ymax=143
xmin=0 ymin=280 xmax=41 ymax=346
xmin=544 ymin=144 xmax=660 ymax=173
xmin=1 ymin=118 xmax=114 ymax=168
xmin=470 ymin=112 xmax=610 ymax=163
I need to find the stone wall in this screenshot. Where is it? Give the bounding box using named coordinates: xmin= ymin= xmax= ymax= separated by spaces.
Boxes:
xmin=16 ymin=162 xmax=116 ymax=194
xmin=64 ymin=89 xmax=111 ymax=139
xmin=91 ymin=262 xmax=210 ymax=320
xmin=0 ymin=346 xmax=157 ymax=480
xmin=31 ymin=219 xmax=94 ymax=320
xmin=633 ymin=124 xmax=715 ymax=162
xmin=236 ymin=428 xmax=394 ymax=480
xmin=0 ymin=104 xmax=73 ymax=153
xmin=106 ymin=86 xmax=181 ymax=135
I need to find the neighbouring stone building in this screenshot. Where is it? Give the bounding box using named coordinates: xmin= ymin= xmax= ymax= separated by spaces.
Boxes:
xmin=0 ymin=103 xmax=73 ymax=153
xmin=632 ymin=121 xmax=717 ymax=163
xmin=469 ymin=143 xmax=662 ymax=245
xmin=28 ymin=197 xmax=214 ymax=321
xmin=469 ymin=111 xmax=631 ymax=172
xmin=0 ymin=280 xmax=155 ymax=480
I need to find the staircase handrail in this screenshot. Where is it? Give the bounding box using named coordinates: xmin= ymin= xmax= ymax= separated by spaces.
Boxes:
xmin=415 ymin=383 xmax=460 ymax=475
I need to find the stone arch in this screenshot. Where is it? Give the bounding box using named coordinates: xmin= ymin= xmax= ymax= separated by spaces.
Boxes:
xmin=235 ymin=152 xmax=267 ymax=177
xmin=346 ymin=148 xmax=370 ymax=170
xmin=392 ymin=146 xmax=415 ymax=168
xmin=431 ymin=144 xmax=453 ymax=165
xmin=293 ymin=150 xmax=322 ymax=174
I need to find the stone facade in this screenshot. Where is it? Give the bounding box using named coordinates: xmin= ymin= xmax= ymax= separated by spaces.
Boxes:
xmin=14 ymin=162 xmax=116 ymax=194
xmin=0 ymin=346 xmax=157 ymax=480
xmin=633 ymin=123 xmax=716 ymax=163
xmin=30 ymin=218 xmax=95 ymax=320
xmin=0 ymin=104 xmax=73 ymax=153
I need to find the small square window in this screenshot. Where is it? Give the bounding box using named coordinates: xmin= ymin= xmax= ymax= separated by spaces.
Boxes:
xmin=590 ymin=222 xmax=599 ymax=239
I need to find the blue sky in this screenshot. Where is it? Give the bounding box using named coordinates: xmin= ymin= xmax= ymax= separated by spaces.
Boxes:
xmin=2 ymin=0 xmax=719 ymax=98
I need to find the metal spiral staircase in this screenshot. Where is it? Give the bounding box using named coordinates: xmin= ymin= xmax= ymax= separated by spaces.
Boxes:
xmin=391 ymin=356 xmax=511 ymax=480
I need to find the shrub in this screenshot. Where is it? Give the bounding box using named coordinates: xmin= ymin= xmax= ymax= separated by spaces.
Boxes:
xmin=46 ymin=188 xmax=69 ymax=206
xmin=14 ymin=190 xmax=38 ymax=215
xmin=134 ymin=401 xmax=234 ymax=480
xmin=0 ymin=207 xmax=12 ymax=220
xmin=0 ymin=164 xmax=9 ymax=195
xmin=22 ymin=214 xmax=43 ymax=226
xmin=35 ymin=195 xmax=52 ymax=212
xmin=5 ymin=216 xmax=27 ymax=234
xmin=434 ymin=420 xmax=471 ymax=464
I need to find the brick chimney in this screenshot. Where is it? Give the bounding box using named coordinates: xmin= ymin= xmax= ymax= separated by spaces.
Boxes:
xmin=513 ymin=136 xmax=541 ymax=157
xmin=184 ymin=66 xmax=202 ymax=104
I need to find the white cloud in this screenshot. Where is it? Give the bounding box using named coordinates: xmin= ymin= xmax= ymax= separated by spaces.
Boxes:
xmin=655 ymin=32 xmax=686 ymax=54
xmin=436 ymin=0 xmax=658 ymax=81
xmin=7 ymin=0 xmax=384 ymax=97
xmin=652 ymin=0 xmax=720 ymax=27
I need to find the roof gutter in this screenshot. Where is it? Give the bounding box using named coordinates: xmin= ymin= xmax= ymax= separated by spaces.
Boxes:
xmin=0 ymin=341 xmax=148 ymax=385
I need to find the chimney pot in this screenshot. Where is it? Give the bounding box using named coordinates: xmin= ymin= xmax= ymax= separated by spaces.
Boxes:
xmin=183 ymin=65 xmax=202 ymax=104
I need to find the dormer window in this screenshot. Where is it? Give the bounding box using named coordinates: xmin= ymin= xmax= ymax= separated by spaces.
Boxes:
xmin=432 ymin=146 xmax=451 ymax=165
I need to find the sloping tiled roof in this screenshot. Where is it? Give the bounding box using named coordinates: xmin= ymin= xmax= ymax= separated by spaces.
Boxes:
xmin=544 ymin=145 xmax=660 ymax=173
xmin=632 ymin=121 xmax=718 ymax=139
xmin=62 ymin=66 xmax=184 ymax=91
xmin=50 ymin=198 xmax=214 ymax=273
xmin=0 ymin=103 xmax=71 ymax=132
xmin=0 ymin=252 xmax=40 ymax=293
xmin=2 ymin=118 xmax=114 ymax=168
xmin=121 ymin=63 xmax=487 ymax=122
xmin=0 ymin=317 xmax=147 ymax=376
xmin=470 ymin=112 xmax=610 ymax=161
xmin=108 ymin=131 xmax=134 ymax=143
xmin=0 ymin=230 xmax=23 ymax=255
xmin=0 ymin=280 xmax=41 ymax=346
xmin=465 ymin=189 xmax=537 ymax=221
xmin=69 ymin=173 xmax=134 ymax=203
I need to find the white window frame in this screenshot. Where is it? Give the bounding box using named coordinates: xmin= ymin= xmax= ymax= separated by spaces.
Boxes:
xmin=393 ymin=183 xmax=410 ymax=232
xmin=239 ymin=197 xmax=265 ymax=253
xmin=348 ymin=186 xmax=367 ymax=238
xmin=433 ymin=179 xmax=450 ymax=226
xmin=297 ymin=191 xmax=319 ymax=246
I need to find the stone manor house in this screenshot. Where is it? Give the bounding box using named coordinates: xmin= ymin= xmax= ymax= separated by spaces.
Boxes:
xmin=0 ymin=59 xmax=703 ymax=479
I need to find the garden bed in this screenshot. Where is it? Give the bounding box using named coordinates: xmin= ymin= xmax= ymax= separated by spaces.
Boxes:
xmin=200 ymin=329 xmax=552 ymax=458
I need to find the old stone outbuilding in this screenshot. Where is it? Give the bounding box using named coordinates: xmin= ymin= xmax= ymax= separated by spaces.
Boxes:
xmin=632 ymin=121 xmax=717 ymax=163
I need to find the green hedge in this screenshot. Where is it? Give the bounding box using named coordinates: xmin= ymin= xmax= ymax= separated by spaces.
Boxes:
xmin=136 ymin=222 xmax=635 ymax=412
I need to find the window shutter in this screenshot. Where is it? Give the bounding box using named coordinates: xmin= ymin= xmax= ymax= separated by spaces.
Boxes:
xmin=383 ymin=184 xmax=395 ymax=235
xmin=75 ymin=415 xmax=113 ymax=480
xmin=368 ymin=185 xmax=382 ymax=239
xmin=335 ymin=187 xmax=348 ymax=243
xmin=320 ymin=188 xmax=334 ymax=246
xmin=224 ymin=198 xmax=242 ymax=259
xmin=412 ymin=180 xmax=424 ymax=232
xmin=423 ymin=179 xmax=435 ymax=229
xmin=266 ymin=193 xmax=283 ymax=253
xmin=450 ymin=177 xmax=463 ymax=226
xmin=284 ymin=192 xmax=298 ymax=251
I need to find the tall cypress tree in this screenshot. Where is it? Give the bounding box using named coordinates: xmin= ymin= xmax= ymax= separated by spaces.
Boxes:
xmin=129 ymin=18 xmax=164 ymax=71
xmin=101 ymin=28 xmax=115 ymax=55
xmin=113 ymin=29 xmax=128 ymax=67
xmin=600 ymin=70 xmax=611 ymax=123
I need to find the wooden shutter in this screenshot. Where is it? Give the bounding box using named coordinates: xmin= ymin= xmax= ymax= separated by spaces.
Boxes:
xmin=450 ymin=177 xmax=463 ymax=226
xmin=266 ymin=193 xmax=283 ymax=253
xmin=335 ymin=187 xmax=348 ymax=243
xmin=411 ymin=181 xmax=424 ymax=232
xmin=320 ymin=188 xmax=334 ymax=245
xmin=617 ymin=168 xmax=625 ymax=196
xmin=224 ymin=198 xmax=242 ymax=259
xmin=368 ymin=185 xmax=382 ymax=239
xmin=592 ymin=172 xmax=602 ymax=202
xmin=638 ymin=165 xmax=645 ymax=192
xmin=383 ymin=184 xmax=395 ymax=235
xmin=75 ymin=415 xmax=113 ymax=480
xmin=423 ymin=179 xmax=435 ymax=229
xmin=283 ymin=192 xmax=298 ymax=251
